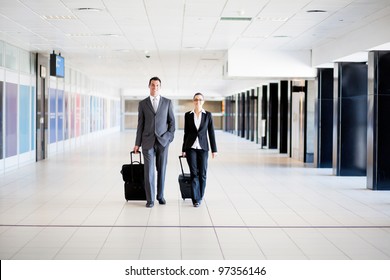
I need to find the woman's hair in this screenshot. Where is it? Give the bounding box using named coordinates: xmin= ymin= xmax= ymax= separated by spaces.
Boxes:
xmin=193 ymin=92 xmax=204 ymax=100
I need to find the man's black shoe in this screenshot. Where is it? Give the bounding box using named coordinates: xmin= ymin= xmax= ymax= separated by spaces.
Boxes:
xmin=146 ymin=201 xmax=154 ymax=208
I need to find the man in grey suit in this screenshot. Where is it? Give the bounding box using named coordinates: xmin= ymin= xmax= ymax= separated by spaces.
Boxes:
xmin=133 ymin=77 xmax=175 ymax=208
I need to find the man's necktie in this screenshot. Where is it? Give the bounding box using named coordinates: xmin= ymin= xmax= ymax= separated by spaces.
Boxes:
xmin=153 ymin=98 xmax=157 ymax=112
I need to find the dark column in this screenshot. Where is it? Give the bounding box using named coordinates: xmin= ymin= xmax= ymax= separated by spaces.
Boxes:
xmin=255 ymin=87 xmax=259 ymax=144
xmin=250 ymin=89 xmax=255 ymax=142
xmin=224 ymin=96 xmax=234 ymax=133
xmin=367 ymin=51 xmax=390 ymax=190
xmin=240 ymin=92 xmax=245 ymax=138
xmin=316 ymin=68 xmax=334 ymax=168
xmin=245 ymin=90 xmax=250 ymax=140
xmin=261 ymin=85 xmax=268 ymax=148
xmin=279 ymin=81 xmax=288 ymax=153
xmin=237 ymin=93 xmax=242 ymax=137
xmin=268 ymin=83 xmax=278 ymax=149
xmin=333 ymin=62 xmax=367 ymax=176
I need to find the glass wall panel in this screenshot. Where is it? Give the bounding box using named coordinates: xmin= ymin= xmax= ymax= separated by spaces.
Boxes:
xmin=19 ymin=49 xmax=30 ymax=74
xmin=0 ymin=41 xmax=4 ymax=67
xmin=57 ymin=90 xmax=64 ymax=141
xmin=19 ymin=85 xmax=30 ymax=153
xmin=0 ymin=81 xmax=3 ymax=159
xmin=70 ymin=93 xmax=75 ymax=138
xmin=5 ymin=82 xmax=18 ymax=157
xmin=64 ymin=91 xmax=69 ymax=140
xmin=31 ymin=86 xmax=35 ymax=150
xmin=80 ymin=95 xmax=85 ymax=135
xmin=5 ymin=43 xmax=18 ymax=71
xmin=49 ymin=88 xmax=56 ymax=144
xmin=75 ymin=94 xmax=80 ymax=137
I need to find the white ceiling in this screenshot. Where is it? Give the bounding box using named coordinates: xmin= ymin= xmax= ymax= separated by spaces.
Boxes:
xmin=1 ymin=0 xmax=390 ymax=97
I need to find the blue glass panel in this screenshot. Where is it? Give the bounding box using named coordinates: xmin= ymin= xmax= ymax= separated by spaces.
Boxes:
xmin=19 ymin=85 xmax=30 ymax=153
xmin=6 ymin=83 xmax=18 ymax=157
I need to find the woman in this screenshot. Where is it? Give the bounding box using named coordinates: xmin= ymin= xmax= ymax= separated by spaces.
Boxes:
xmin=182 ymin=93 xmax=218 ymax=207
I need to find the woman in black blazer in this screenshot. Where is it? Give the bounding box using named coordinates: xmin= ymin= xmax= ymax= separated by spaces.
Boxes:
xmin=182 ymin=93 xmax=218 ymax=207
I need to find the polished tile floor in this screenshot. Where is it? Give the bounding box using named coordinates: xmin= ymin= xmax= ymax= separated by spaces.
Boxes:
xmin=1 ymin=130 xmax=390 ymax=260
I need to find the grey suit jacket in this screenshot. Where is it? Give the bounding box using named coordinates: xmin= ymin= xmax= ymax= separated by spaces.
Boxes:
xmin=135 ymin=96 xmax=175 ymax=150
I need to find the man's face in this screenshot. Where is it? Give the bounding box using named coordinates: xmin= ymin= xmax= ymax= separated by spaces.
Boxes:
xmin=149 ymin=80 xmax=160 ymax=96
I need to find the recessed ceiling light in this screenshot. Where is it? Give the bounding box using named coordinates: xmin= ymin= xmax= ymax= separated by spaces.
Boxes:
xmin=306 ymin=9 xmax=327 ymax=13
xmin=273 ymin=35 xmax=289 ymax=38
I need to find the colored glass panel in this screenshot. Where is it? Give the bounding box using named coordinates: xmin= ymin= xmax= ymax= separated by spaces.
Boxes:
xmin=57 ymin=90 xmax=64 ymax=141
xmin=19 ymin=85 xmax=30 ymax=153
xmin=49 ymin=88 xmax=56 ymax=143
xmin=5 ymin=83 xmax=17 ymax=157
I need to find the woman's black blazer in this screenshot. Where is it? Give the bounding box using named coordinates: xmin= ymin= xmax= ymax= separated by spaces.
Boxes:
xmin=182 ymin=111 xmax=217 ymax=153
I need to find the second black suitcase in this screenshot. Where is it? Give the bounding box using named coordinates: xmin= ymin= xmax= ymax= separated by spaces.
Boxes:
xmin=178 ymin=156 xmax=192 ymax=200
xmin=121 ymin=151 xmax=146 ymax=201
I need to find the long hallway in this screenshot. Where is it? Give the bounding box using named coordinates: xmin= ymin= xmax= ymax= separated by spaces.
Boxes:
xmin=0 ymin=130 xmax=390 ymax=260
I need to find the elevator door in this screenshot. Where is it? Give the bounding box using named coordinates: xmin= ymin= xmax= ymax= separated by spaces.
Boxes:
xmin=291 ymin=92 xmax=305 ymax=161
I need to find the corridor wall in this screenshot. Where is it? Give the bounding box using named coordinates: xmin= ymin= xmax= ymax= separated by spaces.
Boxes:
xmin=0 ymin=40 xmax=121 ymax=174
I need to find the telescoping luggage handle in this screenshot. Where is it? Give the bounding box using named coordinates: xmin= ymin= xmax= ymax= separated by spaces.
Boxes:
xmin=179 ymin=155 xmax=186 ymax=176
xmin=130 ymin=151 xmax=142 ymax=164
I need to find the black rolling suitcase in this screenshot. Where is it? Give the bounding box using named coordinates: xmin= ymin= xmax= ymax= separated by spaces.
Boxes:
xmin=178 ymin=156 xmax=192 ymax=200
xmin=120 ymin=151 xmax=146 ymax=201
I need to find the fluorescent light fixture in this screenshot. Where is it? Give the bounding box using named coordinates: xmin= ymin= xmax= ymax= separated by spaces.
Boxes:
xmin=76 ymin=8 xmax=103 ymax=12
xmin=220 ymin=17 xmax=252 ymax=21
xmin=66 ymin=33 xmax=94 ymax=37
xmin=67 ymin=33 xmax=120 ymax=37
xmin=85 ymin=45 xmax=107 ymax=49
xmin=257 ymin=17 xmax=288 ymax=22
xmin=100 ymin=34 xmax=121 ymax=37
xmin=42 ymin=15 xmax=77 ymax=20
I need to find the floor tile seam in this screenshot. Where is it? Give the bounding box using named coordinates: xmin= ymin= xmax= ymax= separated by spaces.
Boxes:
xmin=177 ymin=199 xmax=184 ymax=260
xmin=204 ymin=201 xmax=226 ymax=260
xmin=15 ymin=174 xmax=94 ymax=226
xmin=96 ymin=202 xmax=128 ymax=260
xmin=9 ymin=225 xmax=47 ymax=260
xmin=279 ymin=227 xmax=310 ymax=260
xmin=349 ymin=227 xmax=390 ymax=258
xmin=211 ymin=173 xmax=272 ymax=259
xmin=292 ymin=225 xmax=352 ymax=260
xmin=51 ymin=223 xmax=86 ymax=260
xmin=2 ymin=224 xmax=390 ymax=229
xmin=313 ymin=227 xmax=371 ymax=260
xmin=312 ymin=188 xmax=390 ymax=226
xmin=138 ymin=207 xmax=153 ymax=259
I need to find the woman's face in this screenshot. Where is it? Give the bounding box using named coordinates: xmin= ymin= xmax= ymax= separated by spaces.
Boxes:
xmin=193 ymin=94 xmax=204 ymax=109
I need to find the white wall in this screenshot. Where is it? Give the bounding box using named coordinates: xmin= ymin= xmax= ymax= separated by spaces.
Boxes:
xmin=226 ymin=49 xmax=316 ymax=79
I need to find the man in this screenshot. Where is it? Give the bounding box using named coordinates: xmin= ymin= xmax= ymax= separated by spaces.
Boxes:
xmin=134 ymin=77 xmax=175 ymax=208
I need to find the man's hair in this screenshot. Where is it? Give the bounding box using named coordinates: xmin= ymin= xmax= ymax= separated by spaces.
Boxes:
xmin=149 ymin=76 xmax=161 ymax=86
